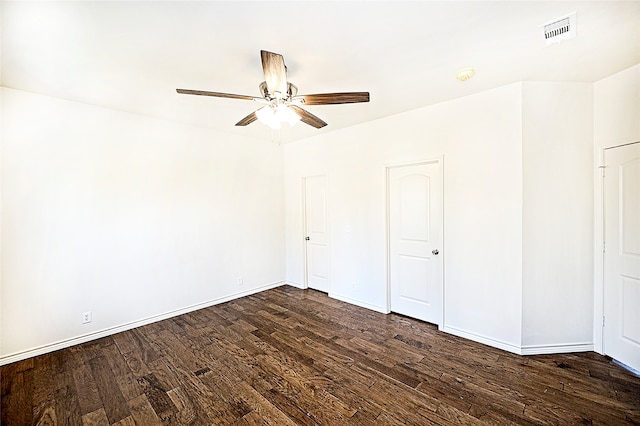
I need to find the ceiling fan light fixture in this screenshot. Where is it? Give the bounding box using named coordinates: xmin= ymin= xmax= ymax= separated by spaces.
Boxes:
xmin=256 ymin=106 xmax=281 ymax=130
xmin=276 ymin=104 xmax=301 ymax=126
xmin=256 ymin=104 xmax=300 ymax=129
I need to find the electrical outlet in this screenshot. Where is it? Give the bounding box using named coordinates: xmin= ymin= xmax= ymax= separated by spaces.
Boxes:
xmin=82 ymin=311 xmax=92 ymax=324
xmin=237 ymin=277 xmax=244 ymax=286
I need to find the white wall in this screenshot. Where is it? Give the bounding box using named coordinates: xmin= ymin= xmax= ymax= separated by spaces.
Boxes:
xmin=593 ymin=64 xmax=640 ymax=352
xmin=285 ymin=83 xmax=524 ymax=351
xmin=521 ymin=82 xmax=594 ymax=351
xmin=0 ymin=88 xmax=285 ymax=362
xmin=0 ymin=4 xmax=4 ymax=358
xmin=594 ymin=65 xmax=640 ymax=151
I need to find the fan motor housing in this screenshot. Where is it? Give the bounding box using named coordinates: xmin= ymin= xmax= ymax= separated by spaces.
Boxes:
xmin=260 ymin=81 xmax=298 ymax=100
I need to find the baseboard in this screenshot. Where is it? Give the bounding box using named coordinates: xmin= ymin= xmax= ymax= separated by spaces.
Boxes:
xmin=612 ymin=359 xmax=640 ymax=377
xmin=329 ymin=292 xmax=388 ymax=314
xmin=442 ymin=325 xmax=523 ymax=355
xmin=285 ymin=281 xmax=305 ymax=289
xmin=443 ymin=325 xmax=595 ymax=356
xmin=520 ymin=342 xmax=594 ymax=355
xmin=0 ymin=281 xmax=285 ymax=366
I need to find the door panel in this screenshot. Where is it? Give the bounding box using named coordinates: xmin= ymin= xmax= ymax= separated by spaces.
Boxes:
xmin=389 ymin=161 xmax=443 ymax=324
xmin=399 ymin=174 xmax=430 ymax=241
xmin=398 ymin=255 xmax=430 ymax=302
xmin=304 ymin=176 xmax=329 ymax=292
xmin=604 ymin=142 xmax=640 ymax=372
xmin=622 ymin=277 xmax=640 ymax=346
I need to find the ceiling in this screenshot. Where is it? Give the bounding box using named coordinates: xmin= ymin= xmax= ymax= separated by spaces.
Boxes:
xmin=2 ymin=1 xmax=639 ymax=143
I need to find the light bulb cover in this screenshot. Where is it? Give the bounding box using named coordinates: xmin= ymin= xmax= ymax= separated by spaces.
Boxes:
xmin=256 ymin=106 xmax=281 ymax=129
xmin=257 ymin=104 xmax=299 ymax=129
xmin=276 ymin=104 xmax=301 ymax=126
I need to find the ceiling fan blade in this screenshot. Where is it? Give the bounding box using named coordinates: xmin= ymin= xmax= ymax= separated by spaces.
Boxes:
xmin=235 ymin=111 xmax=258 ymax=126
xmin=261 ymin=50 xmax=288 ymax=96
xmin=290 ymin=106 xmax=327 ymax=129
xmin=296 ymin=92 xmax=370 ymax=105
xmin=176 ymin=88 xmax=255 ymax=101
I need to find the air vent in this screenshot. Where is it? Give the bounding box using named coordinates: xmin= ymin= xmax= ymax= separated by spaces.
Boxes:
xmin=543 ymin=12 xmax=576 ymax=45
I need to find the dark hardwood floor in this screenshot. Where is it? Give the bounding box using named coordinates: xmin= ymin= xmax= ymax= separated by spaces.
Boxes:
xmin=2 ymin=285 xmax=639 ymax=425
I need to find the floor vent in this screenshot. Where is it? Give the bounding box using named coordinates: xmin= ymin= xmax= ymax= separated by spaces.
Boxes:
xmin=543 ymin=12 xmax=576 ymax=45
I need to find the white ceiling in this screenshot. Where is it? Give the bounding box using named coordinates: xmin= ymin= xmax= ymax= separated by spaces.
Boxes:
xmin=2 ymin=1 xmax=639 ymax=143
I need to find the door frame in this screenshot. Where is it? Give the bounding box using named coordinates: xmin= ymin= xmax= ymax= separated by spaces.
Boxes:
xmin=302 ymin=174 xmax=329 ymax=291
xmin=594 ymin=141 xmax=640 ymax=355
xmin=385 ymin=157 xmax=444 ymax=327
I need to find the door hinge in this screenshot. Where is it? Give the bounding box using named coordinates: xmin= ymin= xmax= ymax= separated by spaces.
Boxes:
xmin=603 ymin=240 xmax=606 ymax=253
xmin=602 ymin=316 xmax=606 ymax=327
xmin=599 ymin=165 xmax=606 ymax=177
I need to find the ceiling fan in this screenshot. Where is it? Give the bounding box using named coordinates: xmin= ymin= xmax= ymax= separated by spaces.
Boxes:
xmin=177 ymin=50 xmax=370 ymax=130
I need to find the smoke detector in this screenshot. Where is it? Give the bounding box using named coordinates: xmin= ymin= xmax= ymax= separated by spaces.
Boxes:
xmin=456 ymin=68 xmax=475 ymax=82
xmin=543 ymin=12 xmax=576 ymax=45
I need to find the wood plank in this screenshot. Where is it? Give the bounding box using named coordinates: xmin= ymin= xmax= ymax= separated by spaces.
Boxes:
xmin=167 ymin=385 xmax=214 ymax=425
xmin=99 ymin=338 xmax=146 ymax=401
xmin=87 ymin=355 xmax=131 ymax=424
xmin=112 ymin=416 xmax=137 ymax=426
xmin=1 ymin=365 xmax=34 ymax=426
xmin=70 ymin=348 xmax=102 ymax=416
xmin=52 ymin=350 xmax=83 ymax=426
xmin=261 ymin=388 xmax=319 ymax=426
xmin=366 ymin=378 xmax=442 ymax=425
xmin=139 ymin=373 xmax=178 ymax=421
xmin=161 ymin=356 xmax=242 ymax=424
xmin=232 ymin=381 xmax=299 ymax=426
xmin=31 ymin=353 xmax=57 ymax=425
xmin=127 ymin=394 xmax=163 ymax=426
xmin=81 ymin=408 xmax=110 ymax=425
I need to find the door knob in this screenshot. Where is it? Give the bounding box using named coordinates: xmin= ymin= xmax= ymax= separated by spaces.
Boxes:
xmin=432 ymin=249 xmax=439 ymax=255
xmin=305 ymin=236 xmax=310 ymax=241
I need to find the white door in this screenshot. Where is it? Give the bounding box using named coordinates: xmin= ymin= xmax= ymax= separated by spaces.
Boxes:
xmin=388 ymin=161 xmax=443 ymax=325
xmin=604 ymin=142 xmax=640 ymax=372
xmin=304 ymin=176 xmax=329 ymax=292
